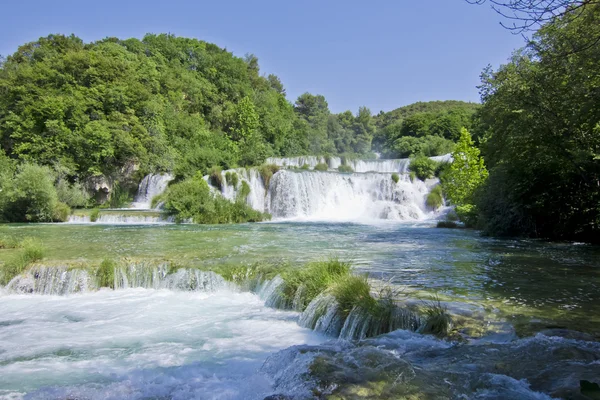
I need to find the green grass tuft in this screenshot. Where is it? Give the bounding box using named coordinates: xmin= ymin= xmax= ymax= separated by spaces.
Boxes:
xmin=426 ymin=186 xmax=444 ymax=210
xmin=90 ymin=208 xmax=100 ymax=222
xmin=314 ymin=163 xmax=328 ymax=172
xmin=225 ymin=171 xmax=239 ymax=187
xmin=331 ymin=274 xmax=377 ymax=317
xmin=301 ymin=163 xmax=310 ymax=170
xmin=409 ymin=171 xmax=417 ymax=182
xmin=96 ymin=259 xmax=117 ymax=289
xmin=419 ymin=296 xmax=453 ymax=337
xmin=0 ymin=238 xmax=45 ymax=285
xmin=391 ymin=173 xmax=400 ymax=183
xmin=337 ymin=165 xmax=354 ymax=173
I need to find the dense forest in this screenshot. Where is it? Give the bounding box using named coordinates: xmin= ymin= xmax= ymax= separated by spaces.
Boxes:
xmin=0 ymin=1 xmax=598 ymax=244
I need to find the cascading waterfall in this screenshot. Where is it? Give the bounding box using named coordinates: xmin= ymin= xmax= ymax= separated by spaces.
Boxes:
xmin=267 ymin=170 xmax=431 ymax=221
xmin=213 ymin=168 xmax=268 ymax=212
xmin=6 ymin=266 xmax=96 ymax=295
xmin=131 ymin=173 xmax=173 ymax=209
xmin=68 ymin=214 xmax=170 ymax=224
xmin=114 ymin=263 xmax=226 ymax=291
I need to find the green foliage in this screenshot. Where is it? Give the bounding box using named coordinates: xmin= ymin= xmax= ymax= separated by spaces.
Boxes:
xmin=337 ymin=165 xmax=354 ymax=173
xmin=300 ymin=163 xmax=310 ymax=170
xmin=419 ymin=297 xmax=453 ymax=337
xmin=96 ymin=258 xmax=116 ymax=288
xmin=106 ymin=182 xmax=134 ymax=209
xmin=90 ymin=208 xmax=100 ymax=222
xmin=426 ymin=186 xmax=443 ymax=210
xmin=0 ymin=235 xmax=22 ymax=249
xmin=475 ymin=5 xmax=600 ymax=242
xmin=237 ymin=181 xmax=251 ymax=203
xmin=409 ymin=171 xmax=417 ymax=182
xmin=2 ymin=164 xmax=58 ymax=222
xmin=1 ymin=238 xmax=45 ymax=284
xmin=280 ymin=259 xmax=352 ymax=311
xmin=52 ymin=202 xmax=71 ymax=222
xmin=389 ymin=136 xmax=455 ymax=159
xmin=408 ymin=156 xmax=437 ymax=181
xmin=441 ymin=128 xmax=488 ymax=227
xmin=209 ymin=166 xmax=224 ymax=191
xmin=391 ymin=173 xmax=400 ymax=183
xmin=55 ymin=179 xmax=89 ymax=208
xmin=258 ymin=164 xmax=280 ymax=188
xmin=225 ymin=171 xmax=238 ymax=187
xmin=330 ymin=274 xmax=377 ymax=318
xmin=314 ymin=163 xmax=328 ymax=172
xmin=161 ymin=174 xmax=268 ymax=224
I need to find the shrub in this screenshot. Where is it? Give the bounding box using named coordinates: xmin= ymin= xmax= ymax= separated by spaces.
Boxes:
xmin=337 ymin=165 xmax=354 ymax=173
xmin=55 ymin=179 xmax=90 ymax=208
xmin=96 ymin=258 xmax=117 ymax=288
xmin=426 ymin=186 xmax=443 ymax=210
xmin=314 ymin=163 xmax=328 ymax=172
xmin=2 ymin=164 xmax=58 ymax=222
xmin=301 ymin=163 xmax=310 ymax=170
xmin=107 ymin=182 xmax=133 ymax=208
xmin=409 ymin=156 xmax=438 ymax=181
xmin=161 ymin=175 xmax=268 ymax=224
xmin=225 ymin=171 xmax=239 ymax=187
xmin=437 ymin=221 xmax=458 ymax=229
xmin=435 ymin=162 xmax=450 ymax=178
xmin=409 ymin=171 xmax=417 ymax=182
xmin=90 ymin=208 xmax=100 ymax=222
xmin=259 ymin=164 xmax=280 ymax=188
xmin=209 ymin=166 xmax=223 ymax=191
xmin=52 ymin=202 xmax=71 ymax=222
xmin=1 ymin=238 xmax=45 ymax=284
xmin=237 ymin=181 xmax=251 ymax=203
xmin=391 ymin=173 xmax=400 ymax=183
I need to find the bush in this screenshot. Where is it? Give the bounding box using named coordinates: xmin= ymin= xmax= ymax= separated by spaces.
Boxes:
xmin=96 ymin=258 xmax=116 ymax=288
xmin=237 ymin=181 xmax=251 ymax=203
xmin=107 ymin=182 xmax=133 ymax=208
xmin=90 ymin=208 xmax=100 ymax=222
xmin=55 ymin=179 xmax=90 ymax=208
xmin=390 ymin=136 xmax=455 ymax=158
xmin=225 ymin=171 xmax=239 ymax=187
xmin=445 ymin=210 xmax=459 ymax=222
xmin=314 ymin=163 xmax=328 ymax=172
xmin=52 ymin=202 xmax=71 ymax=222
xmin=409 ymin=156 xmax=438 ymax=181
xmin=161 ymin=175 xmax=269 ymax=224
xmin=209 ymin=166 xmax=223 ymax=191
xmin=258 ymin=164 xmax=280 ymax=188
xmin=301 ymin=164 xmax=310 ymax=170
xmin=426 ymin=186 xmax=443 ymax=210
xmin=337 ymin=165 xmax=354 ymax=173
xmin=2 ymin=164 xmax=58 ymax=222
xmin=391 ymin=173 xmax=400 ymax=183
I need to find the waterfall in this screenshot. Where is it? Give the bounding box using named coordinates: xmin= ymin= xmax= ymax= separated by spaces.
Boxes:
xmin=67 ymin=214 xmax=170 ymax=224
xmin=266 ymin=154 xmax=451 ymax=173
xmin=6 ymin=266 xmax=96 ymax=295
xmin=266 ymin=170 xmax=431 ymax=221
xmin=214 ymin=168 xmax=268 ymax=212
xmin=131 ymin=174 xmax=173 ymax=209
xmin=114 ymin=263 xmax=227 ymax=291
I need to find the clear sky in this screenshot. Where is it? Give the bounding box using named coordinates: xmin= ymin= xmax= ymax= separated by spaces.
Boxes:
xmin=0 ymin=0 xmax=525 ymax=114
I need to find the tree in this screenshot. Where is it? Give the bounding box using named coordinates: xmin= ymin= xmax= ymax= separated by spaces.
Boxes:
xmin=475 ymin=3 xmax=600 ymax=242
xmin=467 ymin=0 xmax=599 ymax=32
xmin=441 ymin=128 xmax=488 ymax=225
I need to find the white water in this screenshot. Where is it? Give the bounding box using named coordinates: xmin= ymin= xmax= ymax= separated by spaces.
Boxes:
xmin=131 ymin=174 xmax=173 ymax=209
xmin=67 ymin=214 xmax=170 ymax=224
xmin=267 ymin=170 xmax=432 ymax=221
xmin=266 ymin=154 xmax=452 ymax=173
xmin=0 ymin=289 xmax=325 ymax=399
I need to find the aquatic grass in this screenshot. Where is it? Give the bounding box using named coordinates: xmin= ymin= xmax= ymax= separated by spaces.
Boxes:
xmin=391 ymin=173 xmax=400 ymax=184
xmin=338 ymin=165 xmax=354 ymax=173
xmin=0 ymin=238 xmax=45 ymax=285
xmin=301 ymin=163 xmax=310 ymax=170
xmin=280 ymin=259 xmax=351 ymax=311
xmin=0 ymin=235 xmax=22 ymax=249
xmin=314 ymin=163 xmax=328 ymax=172
xmin=426 ymin=186 xmax=443 ymax=210
xmin=96 ymin=258 xmax=117 ymax=289
xmin=258 ymin=164 xmax=280 ymax=188
xmin=90 ymin=208 xmax=100 ymax=222
xmin=418 ymin=296 xmax=453 ymax=337
xmin=331 ymin=274 xmax=377 ymax=318
xmin=236 ymin=181 xmax=251 ymax=203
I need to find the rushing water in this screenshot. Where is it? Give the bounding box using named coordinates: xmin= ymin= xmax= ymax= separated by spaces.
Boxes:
xmin=1 ymin=221 xmax=599 ymax=397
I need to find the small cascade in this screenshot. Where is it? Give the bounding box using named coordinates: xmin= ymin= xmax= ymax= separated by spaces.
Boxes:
xmin=339 ymin=305 xmax=421 ymax=340
xmin=114 ymin=263 xmax=226 ymax=291
xmin=267 ymin=170 xmax=431 ymax=221
xmin=6 ymin=266 xmax=96 ymax=295
xmin=298 ymin=294 xmax=345 ymax=337
xmin=214 ymin=168 xmax=268 ymax=212
xmin=67 ymin=214 xmax=169 ymax=224
xmin=131 ymin=173 xmax=173 ymax=209
xmin=257 ymin=275 xmax=289 ymax=309
xmin=266 ymin=156 xmax=341 ymax=170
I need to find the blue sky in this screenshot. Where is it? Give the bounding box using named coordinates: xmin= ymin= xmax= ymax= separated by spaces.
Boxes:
xmin=0 ymin=0 xmax=524 ymax=113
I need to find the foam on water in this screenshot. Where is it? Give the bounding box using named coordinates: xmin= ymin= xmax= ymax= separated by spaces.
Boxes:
xmin=0 ymin=289 xmax=325 ymax=399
